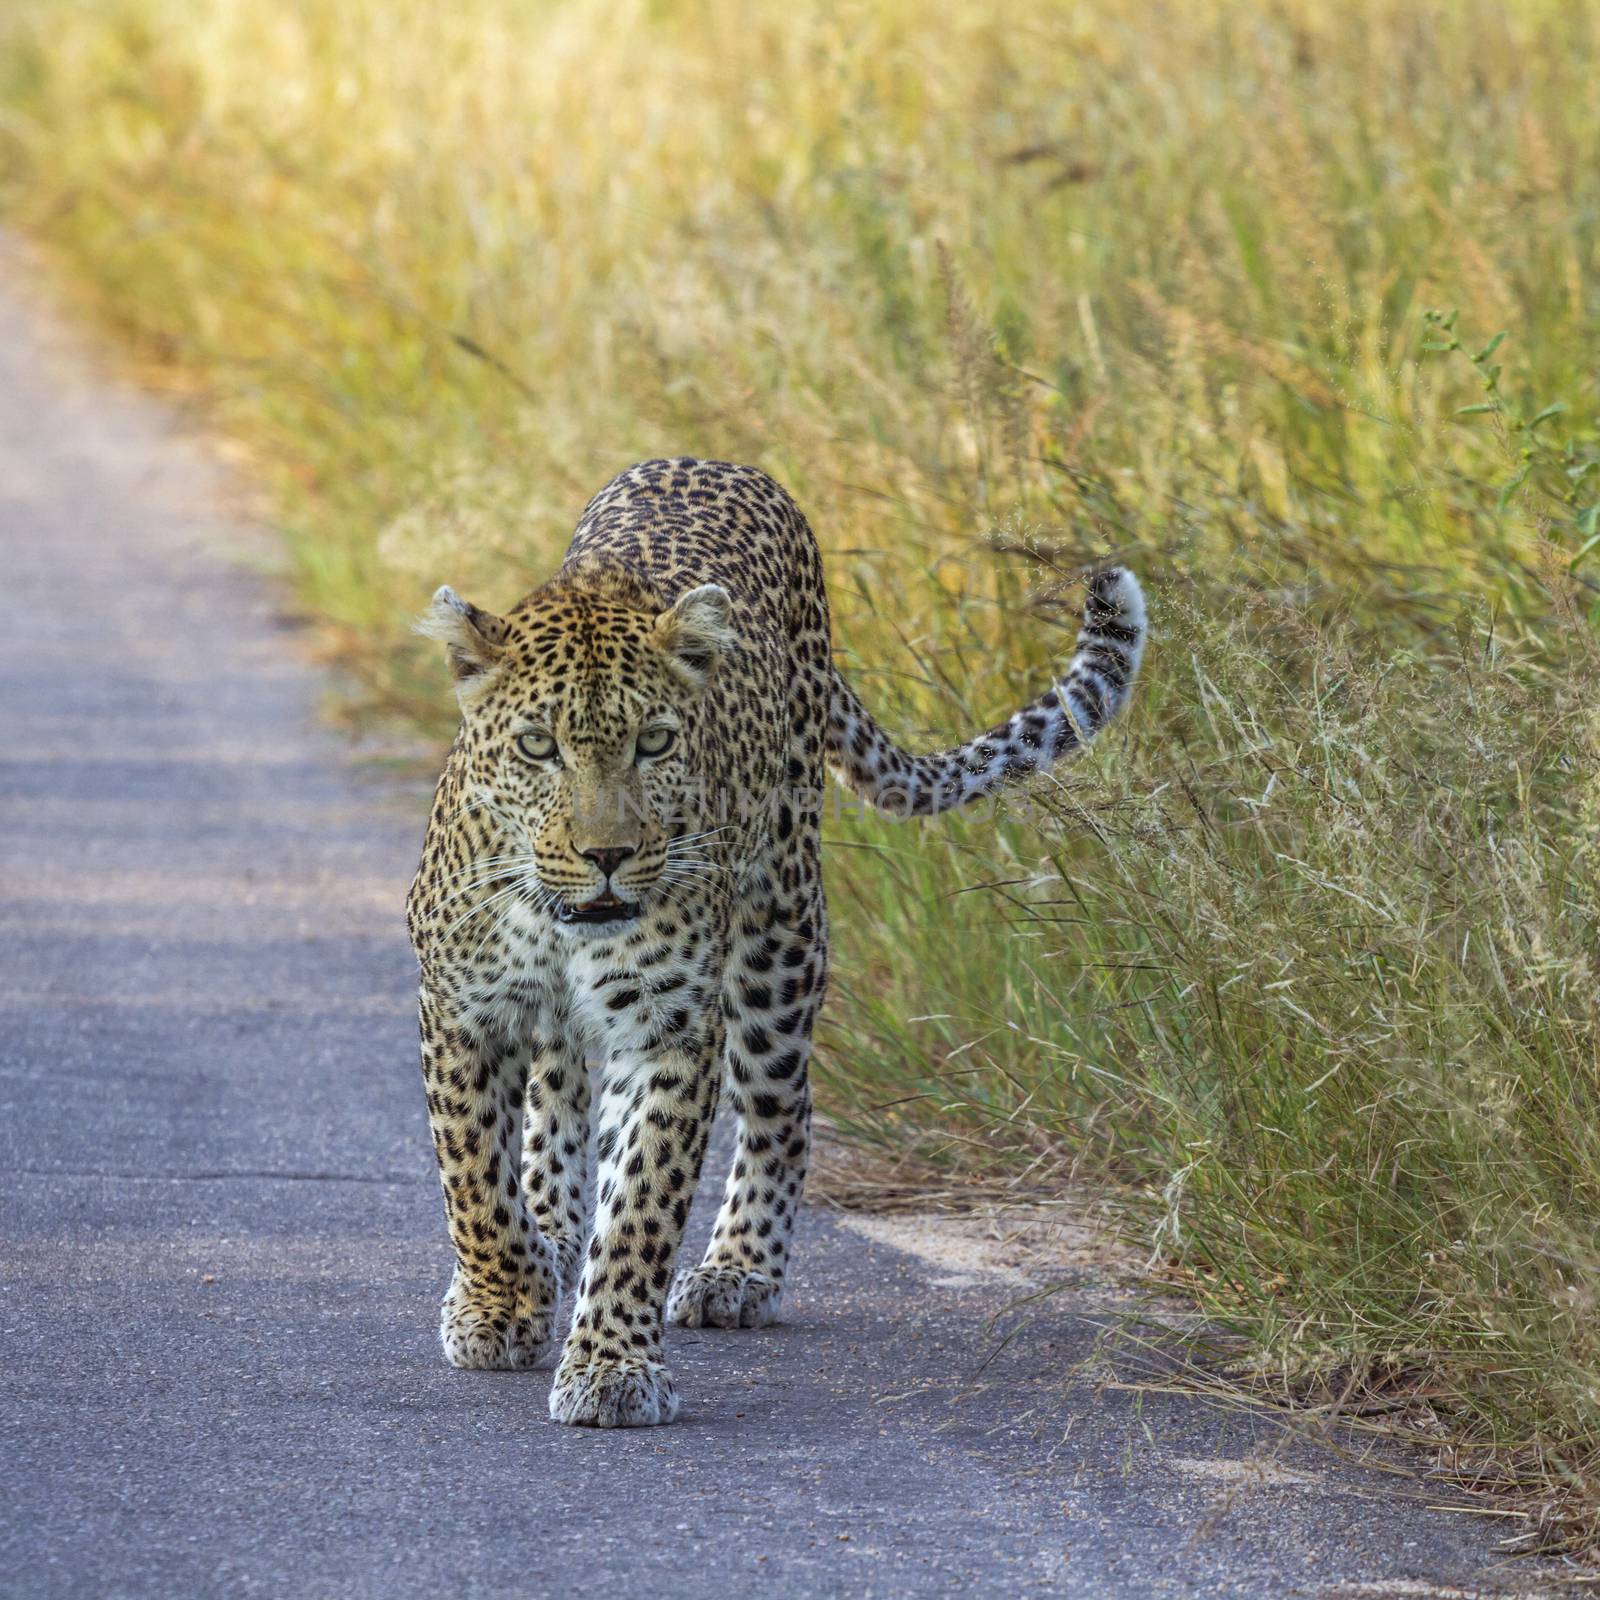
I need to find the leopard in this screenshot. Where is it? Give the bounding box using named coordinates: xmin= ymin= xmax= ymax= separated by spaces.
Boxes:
xmin=405 ymin=456 xmax=1147 ymax=1428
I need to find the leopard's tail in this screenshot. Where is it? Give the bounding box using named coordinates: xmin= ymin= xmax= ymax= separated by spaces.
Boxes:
xmin=825 ymin=567 xmax=1146 ymax=817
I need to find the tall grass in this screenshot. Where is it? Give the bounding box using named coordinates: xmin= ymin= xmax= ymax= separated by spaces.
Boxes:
xmin=3 ymin=0 xmax=1598 ymax=1542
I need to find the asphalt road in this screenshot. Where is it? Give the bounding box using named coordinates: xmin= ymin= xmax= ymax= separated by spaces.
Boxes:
xmin=0 ymin=247 xmax=1541 ymax=1598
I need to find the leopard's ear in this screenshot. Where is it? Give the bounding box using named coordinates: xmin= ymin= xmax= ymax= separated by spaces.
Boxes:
xmin=416 ymin=586 xmax=508 ymax=693
xmin=654 ymin=584 xmax=736 ymax=690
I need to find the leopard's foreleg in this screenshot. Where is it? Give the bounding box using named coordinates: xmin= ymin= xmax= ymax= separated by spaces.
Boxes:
xmin=548 ymin=1028 xmax=721 ymax=1427
xmin=521 ymin=1028 xmax=591 ymax=1295
xmin=417 ymin=983 xmax=561 ymax=1370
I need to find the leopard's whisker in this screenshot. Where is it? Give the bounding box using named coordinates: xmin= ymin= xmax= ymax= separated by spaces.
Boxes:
xmin=461 ymin=869 xmax=555 ymax=966
xmin=442 ymin=873 xmax=539 ymax=936
xmin=663 ymin=847 xmax=731 ymax=871
xmin=431 ymin=865 xmax=538 ymax=919
xmin=670 ymin=823 xmax=737 ymax=846
xmin=432 ymin=852 xmax=543 ymax=900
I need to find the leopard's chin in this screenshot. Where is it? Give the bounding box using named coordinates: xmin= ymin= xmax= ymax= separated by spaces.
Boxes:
xmin=555 ymin=894 xmax=641 ymax=928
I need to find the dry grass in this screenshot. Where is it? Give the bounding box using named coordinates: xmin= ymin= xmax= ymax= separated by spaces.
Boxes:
xmin=3 ymin=0 xmax=1599 ymax=1550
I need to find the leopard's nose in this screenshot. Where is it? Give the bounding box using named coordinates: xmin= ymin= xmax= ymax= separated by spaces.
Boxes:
xmin=579 ymin=845 xmax=636 ymax=880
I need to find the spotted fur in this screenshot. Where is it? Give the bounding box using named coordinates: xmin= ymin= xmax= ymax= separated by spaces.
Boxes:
xmin=405 ymin=457 xmax=1146 ymax=1427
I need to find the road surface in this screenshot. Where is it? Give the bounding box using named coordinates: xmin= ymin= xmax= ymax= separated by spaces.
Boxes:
xmin=0 ymin=244 xmax=1537 ymax=1597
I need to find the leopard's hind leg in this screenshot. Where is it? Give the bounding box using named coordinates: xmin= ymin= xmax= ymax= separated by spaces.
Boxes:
xmin=668 ymin=886 xmax=824 ymax=1330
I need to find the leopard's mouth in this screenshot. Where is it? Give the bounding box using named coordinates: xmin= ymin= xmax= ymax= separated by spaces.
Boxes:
xmin=556 ymin=893 xmax=640 ymax=927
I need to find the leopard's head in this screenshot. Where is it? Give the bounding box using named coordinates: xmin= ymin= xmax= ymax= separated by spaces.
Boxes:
xmin=419 ymin=580 xmax=735 ymax=933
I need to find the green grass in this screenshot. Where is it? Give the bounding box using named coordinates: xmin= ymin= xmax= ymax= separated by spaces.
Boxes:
xmin=3 ymin=0 xmax=1598 ymax=1545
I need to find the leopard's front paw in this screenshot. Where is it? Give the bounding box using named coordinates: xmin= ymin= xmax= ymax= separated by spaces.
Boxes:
xmin=439 ymin=1272 xmax=558 ymax=1371
xmin=548 ymin=1352 xmax=679 ymax=1427
xmin=666 ymin=1264 xmax=781 ymax=1329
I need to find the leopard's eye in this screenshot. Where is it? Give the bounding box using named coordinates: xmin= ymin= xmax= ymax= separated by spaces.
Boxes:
xmin=636 ymin=725 xmax=676 ymax=760
xmin=516 ymin=731 xmax=560 ymax=764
